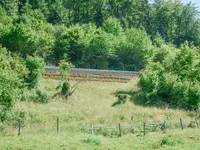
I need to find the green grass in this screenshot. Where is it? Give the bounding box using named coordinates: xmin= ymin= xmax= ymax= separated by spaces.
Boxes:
xmin=1 ymin=129 xmax=200 ymax=150
xmin=0 ymin=78 xmax=200 ymax=150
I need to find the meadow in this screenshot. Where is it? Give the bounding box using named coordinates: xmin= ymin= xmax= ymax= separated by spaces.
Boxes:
xmin=0 ymin=77 xmax=200 ymax=150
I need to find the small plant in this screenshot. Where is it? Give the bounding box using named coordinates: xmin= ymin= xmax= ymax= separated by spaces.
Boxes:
xmin=161 ymin=137 xmax=177 ymax=146
xmin=94 ymin=126 xmax=119 ymax=138
xmin=146 ymin=120 xmax=168 ymax=132
xmin=35 ymin=90 xmax=48 ymax=104
xmin=20 ymin=89 xmax=48 ymax=104
xmin=82 ymin=137 xmax=101 ymax=145
xmin=112 ymin=94 xmax=128 ymax=107
xmin=118 ymin=94 xmax=128 ymax=104
xmin=24 ymin=56 xmax=45 ymax=89
xmin=188 ymin=120 xmax=196 ymax=128
xmin=53 ymin=60 xmax=79 ymax=99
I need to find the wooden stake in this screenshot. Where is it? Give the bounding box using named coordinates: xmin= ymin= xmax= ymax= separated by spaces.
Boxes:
xmin=180 ymin=118 xmax=184 ymax=130
xmin=18 ymin=119 xmax=21 ymax=136
xmin=57 ymin=117 xmax=60 ymax=135
xmin=119 ymin=123 xmax=122 ymax=137
xmin=163 ymin=121 xmax=166 ymax=133
xmin=143 ymin=123 xmax=146 ymax=136
xmin=131 ymin=116 xmax=134 ymax=121
xmin=90 ymin=123 xmax=94 ymax=135
xmin=195 ymin=118 xmax=199 ymax=128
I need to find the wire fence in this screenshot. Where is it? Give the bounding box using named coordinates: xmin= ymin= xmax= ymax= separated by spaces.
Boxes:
xmin=15 ymin=117 xmax=199 ymax=137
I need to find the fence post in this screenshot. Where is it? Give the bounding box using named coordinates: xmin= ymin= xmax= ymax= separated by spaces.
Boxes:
xmin=119 ymin=123 xmax=122 ymax=137
xmin=57 ymin=117 xmax=60 ymax=135
xmin=90 ymin=123 xmax=94 ymax=135
xmin=131 ymin=116 xmax=134 ymax=121
xmin=143 ymin=123 xmax=146 ymax=136
xmin=195 ymin=118 xmax=199 ymax=128
xmin=18 ymin=119 xmax=21 ymax=136
xmin=163 ymin=121 xmax=166 ymax=133
xmin=180 ymin=118 xmax=184 ymax=130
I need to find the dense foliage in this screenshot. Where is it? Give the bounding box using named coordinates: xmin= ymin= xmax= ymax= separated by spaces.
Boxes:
xmin=0 ymin=0 xmax=200 ymax=116
xmin=0 ymin=46 xmax=46 ymax=121
xmin=0 ymin=46 xmax=27 ymax=121
xmin=25 ymin=56 xmax=45 ymax=89
xmin=0 ymin=0 xmax=199 ymax=70
xmin=138 ymin=43 xmax=200 ymax=110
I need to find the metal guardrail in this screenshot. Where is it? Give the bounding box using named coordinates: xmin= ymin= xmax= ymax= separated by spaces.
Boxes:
xmin=45 ymin=67 xmax=140 ymax=77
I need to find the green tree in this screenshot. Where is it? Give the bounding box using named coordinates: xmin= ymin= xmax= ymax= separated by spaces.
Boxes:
xmin=138 ymin=42 xmax=200 ymax=110
xmin=84 ymin=30 xmax=114 ymax=69
xmin=115 ymin=28 xmax=155 ymax=70
xmin=0 ymin=5 xmax=12 ymax=40
xmin=54 ymin=60 xmax=76 ymax=99
xmin=0 ymin=46 xmax=27 ymax=121
xmin=102 ymin=17 xmax=123 ymax=35
xmin=24 ymin=56 xmax=45 ymax=89
xmin=1 ymin=6 xmax=54 ymax=58
xmin=0 ymin=0 xmax=19 ymax=16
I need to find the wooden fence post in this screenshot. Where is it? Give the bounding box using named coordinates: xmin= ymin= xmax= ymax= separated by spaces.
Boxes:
xmin=131 ymin=116 xmax=134 ymax=121
xmin=57 ymin=117 xmax=60 ymax=135
xmin=195 ymin=118 xmax=199 ymax=128
xmin=90 ymin=123 xmax=94 ymax=135
xmin=18 ymin=119 xmax=21 ymax=136
xmin=119 ymin=123 xmax=122 ymax=137
xmin=163 ymin=121 xmax=166 ymax=133
xmin=180 ymin=118 xmax=184 ymax=130
xmin=143 ymin=123 xmax=146 ymax=136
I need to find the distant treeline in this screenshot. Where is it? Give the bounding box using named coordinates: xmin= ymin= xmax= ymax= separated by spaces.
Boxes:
xmin=0 ymin=0 xmax=200 ymax=70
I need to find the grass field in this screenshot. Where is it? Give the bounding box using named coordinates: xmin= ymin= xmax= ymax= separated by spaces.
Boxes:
xmin=0 ymin=77 xmax=200 ymax=150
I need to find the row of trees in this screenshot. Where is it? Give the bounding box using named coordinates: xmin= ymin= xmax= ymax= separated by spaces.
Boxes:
xmin=0 ymin=0 xmax=200 ymax=112
xmin=0 ymin=0 xmax=199 ymax=70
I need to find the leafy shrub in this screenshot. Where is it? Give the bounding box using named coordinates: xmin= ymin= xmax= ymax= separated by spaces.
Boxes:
xmin=20 ymin=89 xmax=48 ymax=104
xmin=25 ymin=56 xmax=45 ymax=89
xmin=94 ymin=126 xmax=119 ymax=138
xmin=138 ymin=42 xmax=200 ymax=110
xmin=146 ymin=120 xmax=168 ymax=133
xmin=188 ymin=120 xmax=196 ymax=128
xmin=161 ymin=137 xmax=177 ymax=146
xmin=0 ymin=46 xmax=27 ymax=121
xmin=0 ymin=5 xmax=12 ymax=38
xmin=115 ymin=28 xmax=156 ymax=71
xmin=102 ymin=17 xmax=122 ymax=36
xmin=82 ymin=137 xmax=101 ymax=145
xmin=84 ymin=31 xmax=115 ymax=69
xmin=35 ymin=90 xmax=48 ymax=104
xmin=1 ymin=7 xmax=54 ymax=58
xmin=54 ymin=60 xmax=78 ymax=100
xmin=53 ymin=24 xmax=90 ymax=65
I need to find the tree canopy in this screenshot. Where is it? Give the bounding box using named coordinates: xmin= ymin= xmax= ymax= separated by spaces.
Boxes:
xmin=0 ymin=0 xmax=200 ymax=112
xmin=0 ymin=0 xmax=199 ymax=70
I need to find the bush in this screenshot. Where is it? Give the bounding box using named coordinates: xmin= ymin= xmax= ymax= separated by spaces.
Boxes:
xmin=102 ymin=17 xmax=123 ymax=36
xmin=82 ymin=137 xmax=101 ymax=145
xmin=25 ymin=56 xmax=45 ymax=89
xmin=35 ymin=90 xmax=48 ymax=104
xmin=20 ymin=88 xmax=48 ymax=104
xmin=1 ymin=7 xmax=54 ymax=58
xmin=52 ymin=24 xmax=91 ymax=65
xmin=54 ymin=59 xmax=76 ymax=100
xmin=138 ymin=42 xmax=200 ymax=110
xmin=84 ymin=31 xmax=114 ymax=69
xmin=0 ymin=46 xmax=27 ymax=121
xmin=0 ymin=5 xmax=12 ymax=39
xmin=115 ymin=28 xmax=156 ymax=71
